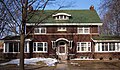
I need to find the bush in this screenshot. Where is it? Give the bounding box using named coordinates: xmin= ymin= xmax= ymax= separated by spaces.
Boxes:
xmin=119 ymin=58 xmax=120 ymax=60
xmin=109 ymin=57 xmax=112 ymax=60
xmin=100 ymin=57 xmax=103 ymax=60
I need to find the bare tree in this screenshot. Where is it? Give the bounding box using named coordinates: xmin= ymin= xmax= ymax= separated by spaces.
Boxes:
xmin=99 ymin=0 xmax=120 ymax=36
xmin=0 ymin=0 xmax=74 ymax=70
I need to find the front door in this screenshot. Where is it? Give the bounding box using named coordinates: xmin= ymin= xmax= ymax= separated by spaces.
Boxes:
xmin=57 ymin=41 xmax=67 ymax=60
xmin=58 ymin=45 xmax=66 ymax=55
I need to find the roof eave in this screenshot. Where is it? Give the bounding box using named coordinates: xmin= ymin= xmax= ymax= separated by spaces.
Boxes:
xmin=26 ymin=22 xmax=103 ymax=26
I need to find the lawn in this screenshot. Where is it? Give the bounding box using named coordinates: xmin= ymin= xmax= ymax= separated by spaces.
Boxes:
xmin=68 ymin=60 xmax=120 ymax=70
xmin=0 ymin=60 xmax=120 ymax=70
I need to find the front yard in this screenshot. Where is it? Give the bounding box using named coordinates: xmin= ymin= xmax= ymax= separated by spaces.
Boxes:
xmin=68 ymin=60 xmax=120 ymax=70
xmin=0 ymin=59 xmax=120 ymax=70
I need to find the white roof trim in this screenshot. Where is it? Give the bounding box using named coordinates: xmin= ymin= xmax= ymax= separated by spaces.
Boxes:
xmin=56 ymin=38 xmax=69 ymax=42
xmin=3 ymin=39 xmax=33 ymax=42
xmin=91 ymin=38 xmax=120 ymax=42
xmin=52 ymin=13 xmax=71 ymax=17
xmin=93 ymin=40 xmax=120 ymax=42
xmin=26 ymin=23 xmax=103 ymax=26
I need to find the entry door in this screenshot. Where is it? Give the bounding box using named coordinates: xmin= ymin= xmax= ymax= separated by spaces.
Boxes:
xmin=58 ymin=45 xmax=66 ymax=55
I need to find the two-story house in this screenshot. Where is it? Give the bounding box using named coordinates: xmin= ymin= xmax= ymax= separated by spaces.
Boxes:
xmin=1 ymin=6 xmax=120 ymax=60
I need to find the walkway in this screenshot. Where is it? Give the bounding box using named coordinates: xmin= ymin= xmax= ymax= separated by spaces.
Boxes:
xmin=55 ymin=60 xmax=69 ymax=70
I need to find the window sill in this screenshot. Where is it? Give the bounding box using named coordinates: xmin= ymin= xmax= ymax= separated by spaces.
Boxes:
xmin=77 ymin=51 xmax=91 ymax=53
xmin=33 ymin=51 xmax=47 ymax=53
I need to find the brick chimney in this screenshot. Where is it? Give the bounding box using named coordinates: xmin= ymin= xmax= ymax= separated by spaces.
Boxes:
xmin=90 ymin=5 xmax=94 ymax=11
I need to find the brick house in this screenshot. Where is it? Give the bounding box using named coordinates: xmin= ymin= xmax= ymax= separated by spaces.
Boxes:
xmin=1 ymin=6 xmax=120 ymax=60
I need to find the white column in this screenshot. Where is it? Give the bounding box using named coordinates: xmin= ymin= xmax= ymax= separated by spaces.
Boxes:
xmin=108 ymin=43 xmax=109 ymax=51
xmin=3 ymin=43 xmax=5 ymax=53
xmin=115 ymin=43 xmax=117 ymax=52
xmin=27 ymin=42 xmax=29 ymax=53
xmin=94 ymin=43 xmax=98 ymax=52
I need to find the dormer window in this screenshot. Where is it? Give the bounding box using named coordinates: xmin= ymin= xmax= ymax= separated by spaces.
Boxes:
xmin=52 ymin=13 xmax=71 ymax=20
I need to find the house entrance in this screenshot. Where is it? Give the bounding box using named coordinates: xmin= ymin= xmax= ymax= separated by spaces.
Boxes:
xmin=57 ymin=40 xmax=68 ymax=60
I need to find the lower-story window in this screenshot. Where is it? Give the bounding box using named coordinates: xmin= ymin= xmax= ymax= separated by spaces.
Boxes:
xmin=80 ymin=56 xmax=90 ymax=59
xmin=4 ymin=42 xmax=20 ymax=53
xmin=33 ymin=42 xmax=47 ymax=53
xmin=96 ymin=43 xmax=120 ymax=52
xmin=77 ymin=42 xmax=91 ymax=52
xmin=4 ymin=42 xmax=29 ymax=53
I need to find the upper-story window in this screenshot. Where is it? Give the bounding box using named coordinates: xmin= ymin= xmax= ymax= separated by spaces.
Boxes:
xmin=52 ymin=13 xmax=71 ymax=20
xmin=34 ymin=27 xmax=46 ymax=34
xmin=77 ymin=27 xmax=90 ymax=34
xmin=57 ymin=27 xmax=66 ymax=31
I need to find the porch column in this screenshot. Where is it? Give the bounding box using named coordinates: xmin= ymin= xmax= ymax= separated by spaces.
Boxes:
xmin=26 ymin=41 xmax=29 ymax=53
xmin=68 ymin=41 xmax=73 ymax=49
xmin=3 ymin=43 xmax=5 ymax=53
xmin=52 ymin=41 xmax=56 ymax=49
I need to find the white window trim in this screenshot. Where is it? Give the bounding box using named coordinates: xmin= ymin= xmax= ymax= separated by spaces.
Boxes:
xmin=77 ymin=42 xmax=91 ymax=52
xmin=33 ymin=42 xmax=48 ymax=53
xmin=55 ymin=15 xmax=69 ymax=20
xmin=77 ymin=27 xmax=90 ymax=34
xmin=57 ymin=27 xmax=66 ymax=31
xmin=3 ymin=42 xmax=29 ymax=53
xmin=80 ymin=56 xmax=90 ymax=60
xmin=34 ymin=27 xmax=46 ymax=34
xmin=3 ymin=42 xmax=20 ymax=53
xmin=95 ymin=43 xmax=120 ymax=52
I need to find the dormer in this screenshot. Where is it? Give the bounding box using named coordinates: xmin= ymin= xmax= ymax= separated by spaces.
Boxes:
xmin=52 ymin=13 xmax=71 ymax=20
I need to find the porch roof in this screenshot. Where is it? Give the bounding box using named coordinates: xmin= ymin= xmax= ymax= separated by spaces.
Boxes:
xmin=92 ymin=36 xmax=120 ymax=42
xmin=1 ymin=36 xmax=33 ymax=41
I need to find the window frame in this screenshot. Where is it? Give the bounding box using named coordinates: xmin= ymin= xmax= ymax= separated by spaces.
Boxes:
xmin=34 ymin=27 xmax=46 ymax=34
xmin=77 ymin=42 xmax=91 ymax=52
xmin=96 ymin=43 xmax=120 ymax=52
xmin=57 ymin=27 xmax=67 ymax=31
xmin=77 ymin=27 xmax=90 ymax=34
xmin=55 ymin=15 xmax=69 ymax=20
xmin=33 ymin=42 xmax=48 ymax=53
xmin=4 ymin=42 xmax=29 ymax=53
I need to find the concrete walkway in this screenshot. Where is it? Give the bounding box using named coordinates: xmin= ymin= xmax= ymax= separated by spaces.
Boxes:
xmin=55 ymin=60 xmax=69 ymax=70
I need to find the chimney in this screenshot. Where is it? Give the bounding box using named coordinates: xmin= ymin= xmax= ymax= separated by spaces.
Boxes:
xmin=90 ymin=5 xmax=94 ymax=11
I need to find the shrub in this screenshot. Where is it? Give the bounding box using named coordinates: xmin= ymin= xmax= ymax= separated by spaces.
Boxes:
xmin=109 ymin=57 xmax=112 ymax=60
xmin=100 ymin=57 xmax=103 ymax=60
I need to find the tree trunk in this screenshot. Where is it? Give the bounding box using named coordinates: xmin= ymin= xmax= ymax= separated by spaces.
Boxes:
xmin=20 ymin=0 xmax=28 ymax=70
xmin=20 ymin=33 xmax=25 ymax=70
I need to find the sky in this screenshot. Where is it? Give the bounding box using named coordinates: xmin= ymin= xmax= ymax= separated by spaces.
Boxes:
xmin=45 ymin=0 xmax=101 ymax=13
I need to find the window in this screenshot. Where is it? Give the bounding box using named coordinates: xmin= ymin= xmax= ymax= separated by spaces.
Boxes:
xmin=109 ymin=43 xmax=115 ymax=51
xmin=117 ymin=43 xmax=120 ymax=51
xmin=58 ymin=27 xmax=66 ymax=31
xmin=77 ymin=27 xmax=90 ymax=34
xmin=102 ymin=43 xmax=108 ymax=51
xmin=34 ymin=27 xmax=46 ymax=34
xmin=96 ymin=43 xmax=120 ymax=52
xmin=4 ymin=42 xmax=20 ymax=53
xmin=33 ymin=42 xmax=47 ymax=53
xmin=4 ymin=42 xmax=29 ymax=53
xmin=55 ymin=15 xmax=69 ymax=20
xmin=77 ymin=42 xmax=91 ymax=52
xmin=80 ymin=56 xmax=90 ymax=59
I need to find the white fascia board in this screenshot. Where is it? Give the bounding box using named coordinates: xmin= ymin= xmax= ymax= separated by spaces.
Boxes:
xmin=52 ymin=13 xmax=71 ymax=17
xmin=93 ymin=40 xmax=120 ymax=42
xmin=3 ymin=39 xmax=32 ymax=42
xmin=26 ymin=23 xmax=103 ymax=26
